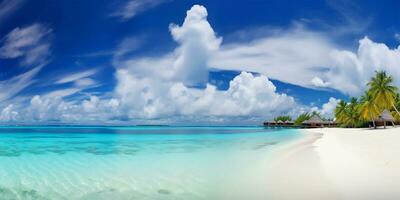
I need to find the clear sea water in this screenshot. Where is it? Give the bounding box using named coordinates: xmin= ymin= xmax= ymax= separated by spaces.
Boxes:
xmin=0 ymin=126 xmax=302 ymax=200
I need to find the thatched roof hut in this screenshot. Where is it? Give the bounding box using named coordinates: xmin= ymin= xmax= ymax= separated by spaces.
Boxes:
xmin=374 ymin=110 xmax=395 ymax=128
xmin=376 ymin=110 xmax=395 ymax=121
xmin=302 ymin=115 xmax=337 ymax=128
xmin=263 ymin=120 xmax=295 ymax=127
xmin=284 ymin=120 xmax=295 ymax=125
xmin=302 ymin=115 xmax=323 ymax=124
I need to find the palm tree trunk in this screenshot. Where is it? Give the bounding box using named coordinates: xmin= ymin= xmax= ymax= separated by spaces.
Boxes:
xmin=370 ymin=114 xmax=376 ymax=129
xmin=384 ymin=121 xmax=386 ymax=129
xmin=393 ymin=104 xmax=400 ymax=118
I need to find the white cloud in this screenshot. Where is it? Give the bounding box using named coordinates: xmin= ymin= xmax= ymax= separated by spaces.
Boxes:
xmin=109 ymin=5 xmax=297 ymax=123
xmin=324 ymin=37 xmax=400 ymax=95
xmin=211 ymin=26 xmax=337 ymax=90
xmin=318 ymin=97 xmax=340 ymax=119
xmin=212 ymin=30 xmax=400 ymax=96
xmin=114 ymin=5 xmax=221 ymax=86
xmin=111 ymin=0 xmax=165 ymax=20
xmin=169 ymin=4 xmax=222 ymax=86
xmin=0 ymin=66 xmax=42 ymax=102
xmin=56 ymin=69 xmax=97 ymax=84
xmin=0 ymin=23 xmax=51 ymax=65
xmin=74 ymin=78 xmax=97 ymax=87
xmin=5 ymin=95 xmax=121 ymax=123
xmin=43 ymin=88 xmax=82 ymax=99
xmin=7 ymin=4 xmax=400 ymax=124
xmin=42 ymin=69 xmax=99 ymax=98
xmin=115 ymin=70 xmax=295 ymax=120
xmin=0 ymin=70 xmax=295 ymax=124
xmin=0 ymin=23 xmax=52 ymax=109
xmin=311 ymin=76 xmax=331 ymax=87
xmin=0 ymin=104 xmax=18 ymax=121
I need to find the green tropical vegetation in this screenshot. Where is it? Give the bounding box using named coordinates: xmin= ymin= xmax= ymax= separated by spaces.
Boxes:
xmin=334 ymin=71 xmax=400 ymax=128
xmin=290 ymin=111 xmax=324 ymax=126
xmin=273 ymin=115 xmax=292 ymax=122
xmin=294 ymin=112 xmax=312 ymax=126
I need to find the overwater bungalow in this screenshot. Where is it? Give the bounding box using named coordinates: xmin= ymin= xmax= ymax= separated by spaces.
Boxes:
xmin=263 ymin=120 xmax=295 ymax=127
xmin=264 ymin=115 xmax=337 ymax=128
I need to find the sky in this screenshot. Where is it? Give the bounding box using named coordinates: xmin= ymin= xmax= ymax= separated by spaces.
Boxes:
xmin=0 ymin=0 xmax=400 ymax=125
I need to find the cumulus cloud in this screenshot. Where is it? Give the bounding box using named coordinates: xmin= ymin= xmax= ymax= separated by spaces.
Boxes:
xmin=0 ymin=23 xmax=51 ymax=65
xmin=111 ymin=0 xmax=165 ymax=20
xmin=0 ymin=71 xmax=295 ymax=124
xmin=114 ymin=5 xmax=221 ymax=86
xmin=110 ymin=5 xmax=297 ymax=123
xmin=211 ymin=26 xmax=337 ymax=90
xmin=6 ymin=4 xmax=397 ymax=124
xmin=322 ymin=37 xmax=400 ymax=95
xmin=115 ymin=71 xmax=295 ymax=120
xmin=169 ymin=5 xmax=222 ymax=86
xmin=0 ymin=95 xmax=121 ymax=123
xmin=311 ymin=77 xmax=331 ymax=87
xmin=311 ymin=97 xmax=339 ymax=119
xmin=212 ymin=31 xmax=400 ymax=96
xmin=0 ymin=104 xmax=18 ymax=121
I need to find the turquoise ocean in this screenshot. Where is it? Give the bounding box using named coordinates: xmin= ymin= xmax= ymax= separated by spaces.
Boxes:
xmin=0 ymin=126 xmax=302 ymax=199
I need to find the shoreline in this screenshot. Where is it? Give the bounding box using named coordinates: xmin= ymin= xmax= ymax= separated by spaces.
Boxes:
xmin=265 ymin=127 xmax=400 ymax=200
xmin=263 ymin=129 xmax=339 ymax=200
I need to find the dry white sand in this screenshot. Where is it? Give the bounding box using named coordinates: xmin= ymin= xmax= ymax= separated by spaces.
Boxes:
xmin=265 ymin=127 xmax=400 ymax=200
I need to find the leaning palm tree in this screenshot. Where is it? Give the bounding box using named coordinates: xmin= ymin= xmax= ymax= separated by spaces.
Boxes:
xmin=358 ymin=91 xmax=380 ymax=128
xmin=335 ymin=100 xmax=348 ymax=124
xmin=368 ymin=71 xmax=400 ymax=116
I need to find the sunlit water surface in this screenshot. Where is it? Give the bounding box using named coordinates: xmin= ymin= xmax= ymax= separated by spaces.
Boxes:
xmin=0 ymin=126 xmax=302 ymax=199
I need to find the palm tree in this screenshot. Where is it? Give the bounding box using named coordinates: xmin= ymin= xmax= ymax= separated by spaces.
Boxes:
xmin=274 ymin=115 xmax=292 ymax=122
xmin=294 ymin=112 xmax=311 ymax=126
xmin=368 ymin=71 xmax=400 ymax=116
xmin=345 ymin=97 xmax=360 ymax=128
xmin=394 ymin=93 xmax=400 ymax=121
xmin=334 ymin=100 xmax=348 ymax=124
xmin=358 ymin=91 xmax=380 ymax=128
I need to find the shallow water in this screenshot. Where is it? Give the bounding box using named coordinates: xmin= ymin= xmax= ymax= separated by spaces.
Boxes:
xmin=0 ymin=126 xmax=302 ymax=199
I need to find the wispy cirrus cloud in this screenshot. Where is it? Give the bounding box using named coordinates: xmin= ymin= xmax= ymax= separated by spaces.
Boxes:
xmin=0 ymin=65 xmax=42 ymax=102
xmin=55 ymin=69 xmax=97 ymax=85
xmin=0 ymin=23 xmax=52 ymax=66
xmin=0 ymin=0 xmax=24 ymax=23
xmin=44 ymin=69 xmax=99 ymax=98
xmin=325 ymin=0 xmax=373 ymax=34
xmin=0 ymin=23 xmax=52 ymax=107
xmin=110 ymin=0 xmax=167 ymax=20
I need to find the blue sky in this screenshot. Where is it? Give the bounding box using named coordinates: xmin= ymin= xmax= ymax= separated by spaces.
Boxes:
xmin=0 ymin=0 xmax=400 ymax=124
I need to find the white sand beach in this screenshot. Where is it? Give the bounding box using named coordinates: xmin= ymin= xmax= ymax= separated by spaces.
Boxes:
xmin=266 ymin=127 xmax=400 ymax=200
